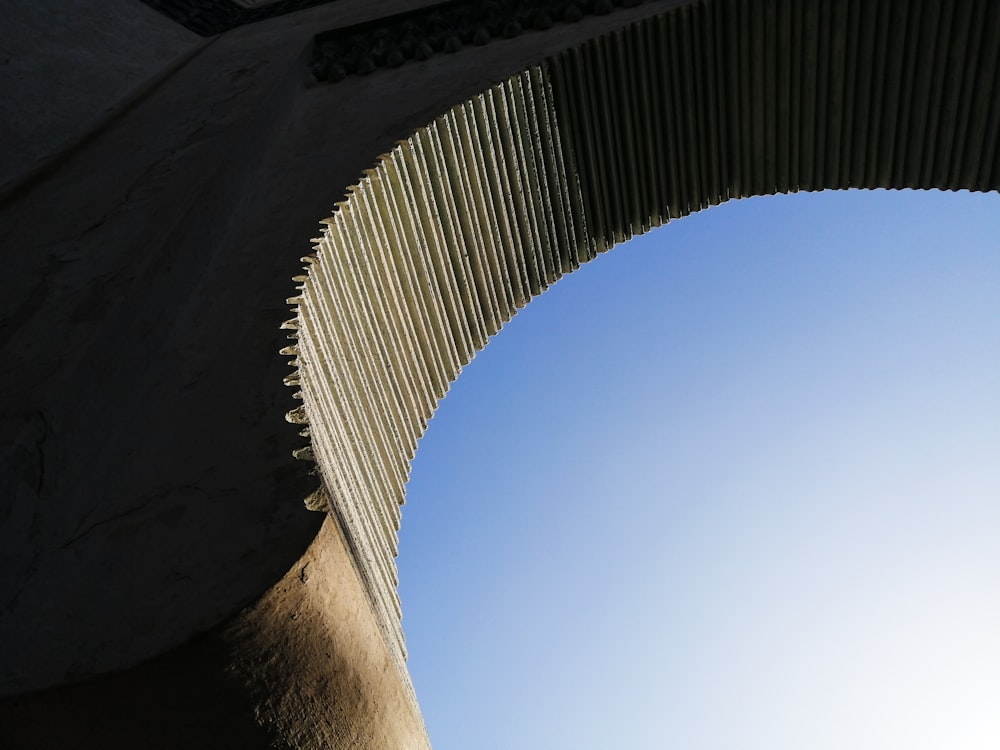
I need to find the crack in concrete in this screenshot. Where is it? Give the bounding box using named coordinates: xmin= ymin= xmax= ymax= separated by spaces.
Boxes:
xmin=2 ymin=550 xmax=40 ymax=616
xmin=58 ymin=484 xmax=204 ymax=551
xmin=58 ymin=504 xmax=152 ymax=551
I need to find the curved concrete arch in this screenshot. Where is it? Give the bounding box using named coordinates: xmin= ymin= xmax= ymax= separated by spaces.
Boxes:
xmin=292 ymin=0 xmax=1000 ymax=691
xmin=0 ymin=0 xmax=997 ymax=746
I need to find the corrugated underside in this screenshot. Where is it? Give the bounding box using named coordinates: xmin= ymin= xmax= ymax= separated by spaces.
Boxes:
xmin=549 ymin=0 xmax=1000 ymax=252
xmin=290 ymin=67 xmax=587 ymax=669
xmin=288 ymin=0 xmax=999 ymax=668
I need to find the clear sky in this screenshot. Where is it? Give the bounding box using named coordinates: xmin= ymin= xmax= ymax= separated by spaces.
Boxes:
xmin=397 ymin=188 xmax=1000 ymax=750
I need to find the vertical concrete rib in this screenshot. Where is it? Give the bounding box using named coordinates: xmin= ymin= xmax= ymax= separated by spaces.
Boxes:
xmin=293 ymin=69 xmax=588 ymax=668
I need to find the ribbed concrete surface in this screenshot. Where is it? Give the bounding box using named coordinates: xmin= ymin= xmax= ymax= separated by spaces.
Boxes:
xmin=550 ymin=0 xmax=1000 ymax=251
xmin=292 ymin=0 xmax=999 ymax=667
xmin=291 ymin=66 xmax=588 ymax=665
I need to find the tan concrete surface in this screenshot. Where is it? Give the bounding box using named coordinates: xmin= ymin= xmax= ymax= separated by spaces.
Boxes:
xmin=0 ymin=515 xmax=429 ymax=749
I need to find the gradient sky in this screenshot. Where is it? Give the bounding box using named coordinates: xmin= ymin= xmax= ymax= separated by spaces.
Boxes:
xmin=397 ymin=188 xmax=1000 ymax=749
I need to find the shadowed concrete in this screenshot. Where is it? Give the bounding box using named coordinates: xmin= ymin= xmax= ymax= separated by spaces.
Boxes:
xmin=1 ymin=517 xmax=428 ymax=750
xmin=1 ymin=0 xmax=672 ymax=700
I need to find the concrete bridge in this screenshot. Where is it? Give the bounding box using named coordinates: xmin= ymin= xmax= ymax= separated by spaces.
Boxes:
xmin=2 ymin=0 xmax=997 ymax=746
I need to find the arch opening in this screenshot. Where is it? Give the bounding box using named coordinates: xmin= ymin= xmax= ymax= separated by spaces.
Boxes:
xmin=398 ymin=188 xmax=1000 ymax=748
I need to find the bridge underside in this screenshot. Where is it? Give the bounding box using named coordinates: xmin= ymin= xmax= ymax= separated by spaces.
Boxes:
xmin=295 ymin=0 xmax=1000 ymax=689
xmin=1 ymin=0 xmax=997 ymax=747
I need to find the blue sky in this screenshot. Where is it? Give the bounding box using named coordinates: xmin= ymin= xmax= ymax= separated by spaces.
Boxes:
xmin=398 ymin=188 xmax=1000 ymax=749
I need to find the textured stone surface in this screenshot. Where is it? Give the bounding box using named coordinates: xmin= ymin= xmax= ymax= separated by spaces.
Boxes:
xmin=0 ymin=516 xmax=430 ymax=749
xmin=224 ymin=516 xmax=429 ymax=749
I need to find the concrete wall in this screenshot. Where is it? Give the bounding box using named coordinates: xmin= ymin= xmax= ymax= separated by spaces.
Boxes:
xmin=0 ymin=0 xmax=202 ymax=191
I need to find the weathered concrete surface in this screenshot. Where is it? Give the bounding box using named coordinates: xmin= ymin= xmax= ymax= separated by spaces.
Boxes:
xmin=0 ymin=516 xmax=430 ymax=749
xmin=0 ymin=0 xmax=202 ymax=192
xmin=224 ymin=515 xmax=430 ymax=750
